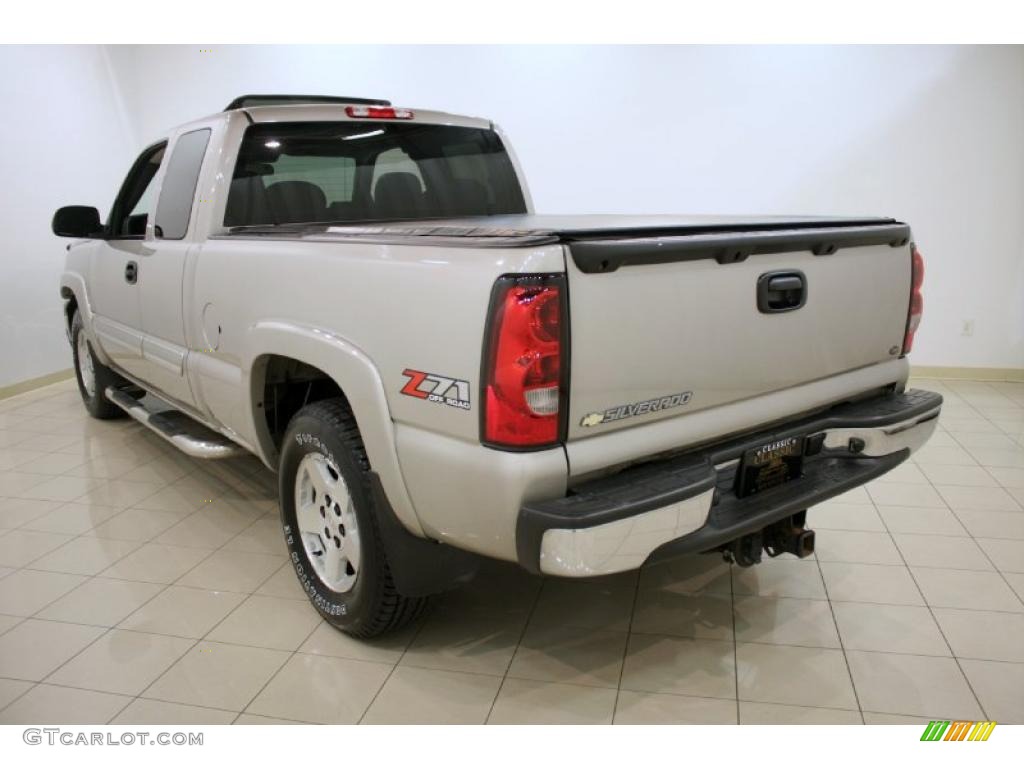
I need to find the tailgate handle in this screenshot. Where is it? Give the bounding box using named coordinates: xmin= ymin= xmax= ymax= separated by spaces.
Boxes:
xmin=757 ymin=271 xmax=806 ymax=313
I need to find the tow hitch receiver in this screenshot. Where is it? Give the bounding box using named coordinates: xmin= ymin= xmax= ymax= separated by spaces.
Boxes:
xmin=720 ymin=511 xmax=815 ymax=567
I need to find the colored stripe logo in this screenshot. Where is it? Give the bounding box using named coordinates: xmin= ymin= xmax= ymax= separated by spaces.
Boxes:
xmin=921 ymin=720 xmax=996 ymax=741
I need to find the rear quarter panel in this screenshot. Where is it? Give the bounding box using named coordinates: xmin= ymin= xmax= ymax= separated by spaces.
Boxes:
xmin=188 ymin=238 xmax=565 ymax=438
xmin=186 ymin=237 xmax=567 ymax=548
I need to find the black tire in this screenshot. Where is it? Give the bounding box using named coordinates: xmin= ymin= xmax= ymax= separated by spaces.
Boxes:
xmin=70 ymin=310 xmax=125 ymax=420
xmin=279 ymin=398 xmax=427 ymax=638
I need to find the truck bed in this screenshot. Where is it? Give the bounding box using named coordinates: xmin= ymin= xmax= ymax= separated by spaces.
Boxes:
xmin=224 ymin=213 xmax=906 ymax=248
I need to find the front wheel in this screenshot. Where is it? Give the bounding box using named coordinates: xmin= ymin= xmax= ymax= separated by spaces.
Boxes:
xmin=278 ymin=399 xmax=426 ymax=638
xmin=71 ymin=310 xmax=125 ymax=420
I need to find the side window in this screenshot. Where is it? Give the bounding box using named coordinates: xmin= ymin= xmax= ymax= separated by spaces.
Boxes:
xmin=110 ymin=143 xmax=166 ymax=238
xmin=155 ymin=129 xmax=211 ymax=240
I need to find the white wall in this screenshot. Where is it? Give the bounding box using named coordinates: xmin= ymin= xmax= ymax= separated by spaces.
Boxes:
xmin=99 ymin=44 xmax=1024 ymax=370
xmin=0 ymin=46 xmax=135 ymax=389
xmin=3 ymin=46 xmax=1022 ymax=390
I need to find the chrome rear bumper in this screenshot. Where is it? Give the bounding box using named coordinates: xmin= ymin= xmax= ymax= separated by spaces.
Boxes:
xmin=519 ymin=389 xmax=942 ymax=577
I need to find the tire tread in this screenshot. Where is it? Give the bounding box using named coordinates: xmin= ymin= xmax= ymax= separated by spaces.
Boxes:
xmin=294 ymin=398 xmax=427 ymax=638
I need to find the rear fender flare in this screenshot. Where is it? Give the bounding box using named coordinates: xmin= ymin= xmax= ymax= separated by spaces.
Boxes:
xmin=243 ymin=319 xmax=424 ymax=537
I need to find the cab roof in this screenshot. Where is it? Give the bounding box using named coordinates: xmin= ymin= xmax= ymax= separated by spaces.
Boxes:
xmin=219 ymin=94 xmax=491 ymax=130
xmin=237 ymin=103 xmax=492 ymax=130
xmin=224 ymin=94 xmax=390 ymax=110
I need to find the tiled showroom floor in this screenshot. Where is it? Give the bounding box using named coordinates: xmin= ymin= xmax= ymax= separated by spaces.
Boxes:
xmin=0 ymin=376 xmax=1022 ymax=725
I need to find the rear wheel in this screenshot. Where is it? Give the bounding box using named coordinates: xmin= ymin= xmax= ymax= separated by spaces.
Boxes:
xmin=279 ymin=398 xmax=426 ymax=637
xmin=71 ymin=310 xmax=125 ymax=420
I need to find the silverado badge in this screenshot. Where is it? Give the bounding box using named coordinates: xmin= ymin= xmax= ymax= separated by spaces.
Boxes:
xmin=581 ymin=391 xmax=693 ymax=427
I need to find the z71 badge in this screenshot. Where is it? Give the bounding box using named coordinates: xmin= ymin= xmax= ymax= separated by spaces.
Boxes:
xmin=400 ymin=369 xmax=471 ymax=410
xmin=581 ymin=391 xmax=693 ymax=427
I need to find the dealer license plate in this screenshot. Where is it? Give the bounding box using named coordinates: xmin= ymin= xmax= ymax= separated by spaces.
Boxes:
xmin=734 ymin=436 xmax=805 ymax=497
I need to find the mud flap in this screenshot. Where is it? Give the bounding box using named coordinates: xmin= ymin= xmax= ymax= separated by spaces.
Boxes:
xmin=368 ymin=471 xmax=481 ymax=597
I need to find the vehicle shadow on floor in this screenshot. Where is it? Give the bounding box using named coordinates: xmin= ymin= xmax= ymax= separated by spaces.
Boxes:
xmin=236 ymin=453 xmax=739 ymax=690
xmin=412 ymin=554 xmax=738 ymax=690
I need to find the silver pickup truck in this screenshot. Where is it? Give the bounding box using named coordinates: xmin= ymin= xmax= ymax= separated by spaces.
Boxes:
xmin=52 ymin=94 xmax=941 ymax=637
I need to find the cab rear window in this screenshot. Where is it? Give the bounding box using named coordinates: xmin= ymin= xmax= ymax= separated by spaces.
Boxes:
xmin=224 ymin=122 xmax=527 ymax=227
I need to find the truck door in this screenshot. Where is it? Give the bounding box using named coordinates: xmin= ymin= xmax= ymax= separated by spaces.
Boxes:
xmin=91 ymin=142 xmax=167 ymax=380
xmin=135 ymin=127 xmax=213 ymax=408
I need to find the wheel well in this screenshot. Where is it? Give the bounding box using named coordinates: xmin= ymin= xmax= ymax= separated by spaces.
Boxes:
xmin=256 ymin=355 xmax=347 ymax=452
xmin=61 ymin=289 xmax=78 ymax=332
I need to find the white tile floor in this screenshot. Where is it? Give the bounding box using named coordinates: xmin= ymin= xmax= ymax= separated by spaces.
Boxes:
xmin=0 ymin=376 xmax=1022 ymax=724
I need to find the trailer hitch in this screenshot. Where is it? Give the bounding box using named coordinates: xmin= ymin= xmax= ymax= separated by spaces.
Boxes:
xmin=764 ymin=510 xmax=815 ymax=559
xmin=719 ymin=511 xmax=815 ymax=567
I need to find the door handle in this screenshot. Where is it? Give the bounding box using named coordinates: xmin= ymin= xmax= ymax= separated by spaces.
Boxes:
xmin=757 ymin=270 xmax=806 ymax=313
xmin=125 ymin=261 xmax=138 ymax=285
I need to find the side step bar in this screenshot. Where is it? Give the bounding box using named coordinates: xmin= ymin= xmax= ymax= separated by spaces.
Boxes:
xmin=105 ymin=387 xmax=246 ymax=460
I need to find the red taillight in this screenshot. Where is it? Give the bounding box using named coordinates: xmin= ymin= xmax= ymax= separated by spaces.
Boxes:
xmin=345 ymin=105 xmax=414 ymax=119
xmin=902 ymin=244 xmax=925 ymax=354
xmin=482 ymin=275 xmax=566 ymax=448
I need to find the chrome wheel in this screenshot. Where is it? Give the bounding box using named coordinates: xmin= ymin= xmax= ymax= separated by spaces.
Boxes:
xmin=294 ymin=453 xmax=361 ymax=593
xmin=76 ymin=331 xmax=96 ymax=399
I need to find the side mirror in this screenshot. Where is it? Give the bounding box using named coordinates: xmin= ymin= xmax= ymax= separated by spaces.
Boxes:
xmin=52 ymin=206 xmax=103 ymax=238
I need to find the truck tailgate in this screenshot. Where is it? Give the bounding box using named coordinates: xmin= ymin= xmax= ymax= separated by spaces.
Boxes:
xmin=563 ymin=221 xmax=913 ymax=443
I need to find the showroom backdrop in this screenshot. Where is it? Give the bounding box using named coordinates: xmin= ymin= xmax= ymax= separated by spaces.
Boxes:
xmin=1 ymin=45 xmax=1022 ymax=391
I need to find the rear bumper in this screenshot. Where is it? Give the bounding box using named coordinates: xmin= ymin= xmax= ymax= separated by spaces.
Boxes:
xmin=517 ymin=388 xmax=942 ymax=577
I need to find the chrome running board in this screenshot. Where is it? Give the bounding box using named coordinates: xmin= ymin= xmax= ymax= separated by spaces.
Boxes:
xmin=105 ymin=387 xmax=246 ymax=460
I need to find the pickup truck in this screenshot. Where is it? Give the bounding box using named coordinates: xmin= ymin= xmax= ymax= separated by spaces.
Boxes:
xmin=52 ymin=94 xmax=941 ymax=637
